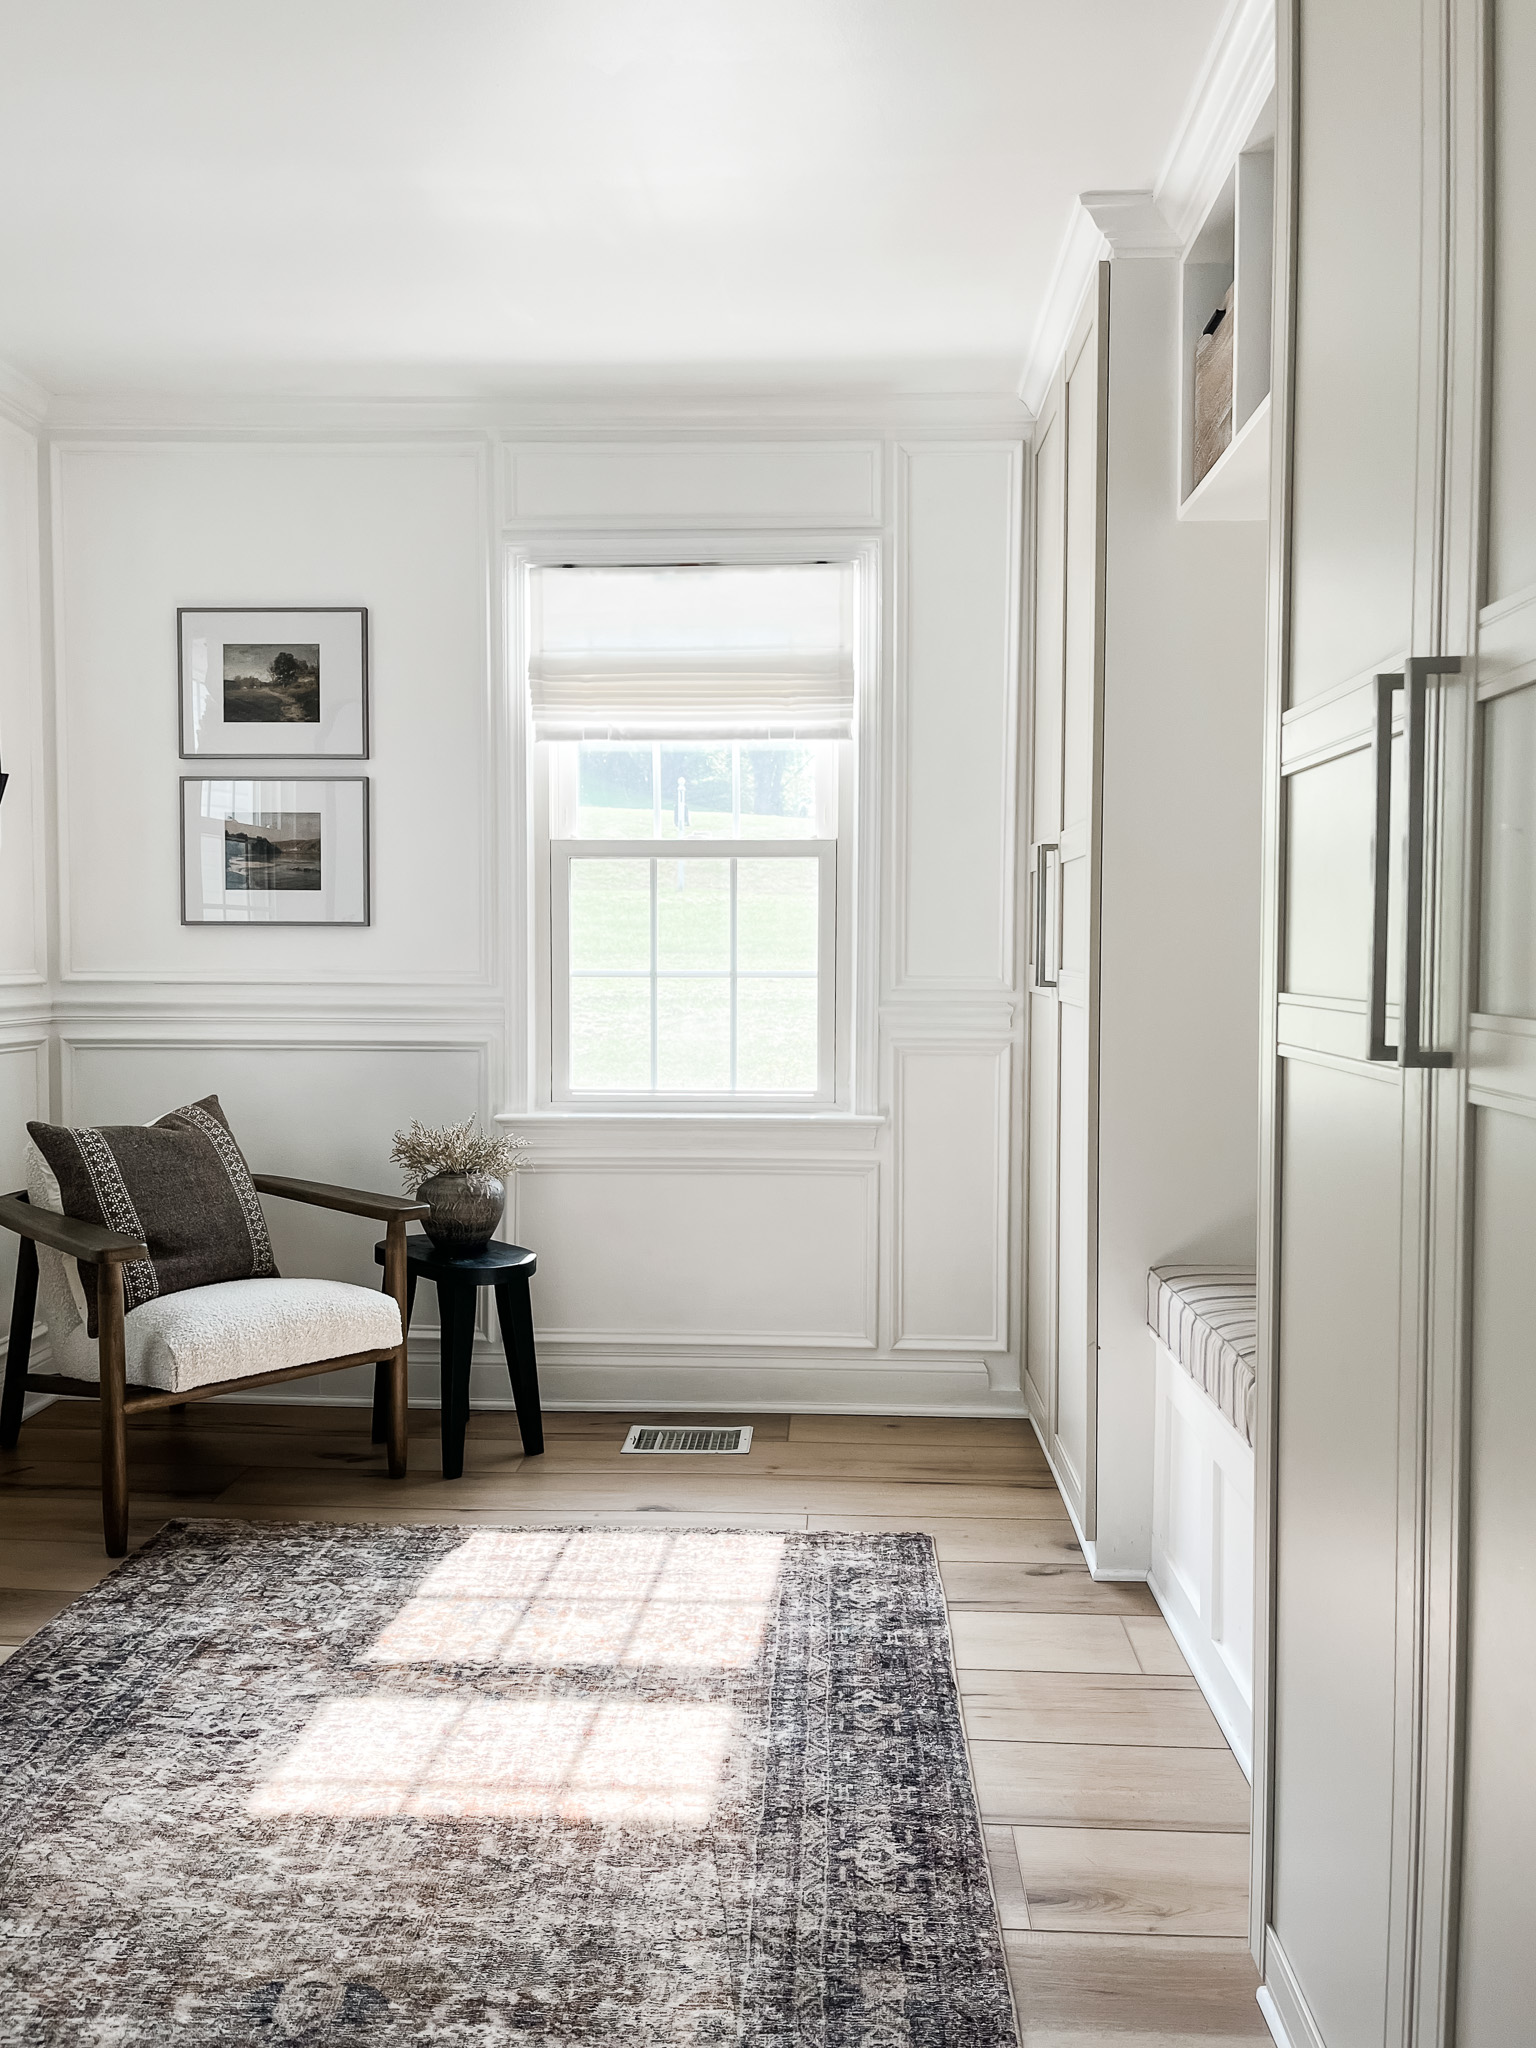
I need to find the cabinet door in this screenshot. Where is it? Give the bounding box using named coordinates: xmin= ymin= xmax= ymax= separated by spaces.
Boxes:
xmin=1265 ymin=2 xmax=1443 ymax=2042
xmin=1453 ymin=2 xmax=1536 ymax=2033
xmin=1025 ymin=383 xmax=1066 ymax=1431
xmin=1050 ymin=271 xmax=1107 ymax=1533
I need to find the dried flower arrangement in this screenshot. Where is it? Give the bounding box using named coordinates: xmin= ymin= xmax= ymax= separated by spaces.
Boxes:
xmin=389 ymin=1117 xmax=529 ymax=1192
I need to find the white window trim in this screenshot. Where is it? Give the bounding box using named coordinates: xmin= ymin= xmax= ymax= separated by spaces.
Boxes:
xmin=507 ymin=531 xmax=881 ymax=1120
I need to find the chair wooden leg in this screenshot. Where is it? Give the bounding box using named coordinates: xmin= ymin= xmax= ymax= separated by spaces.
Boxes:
xmin=382 ymin=1217 xmax=410 ymax=1478
xmin=0 ymin=1236 xmax=38 ymax=1450
xmin=370 ymin=1361 xmax=389 ymax=1447
xmin=97 ymin=1263 xmax=129 ymax=1557
xmin=374 ymin=1264 xmax=417 ymax=1449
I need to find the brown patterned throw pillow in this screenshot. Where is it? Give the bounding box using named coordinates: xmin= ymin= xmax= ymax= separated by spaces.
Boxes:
xmin=27 ymin=1096 xmax=278 ymax=1336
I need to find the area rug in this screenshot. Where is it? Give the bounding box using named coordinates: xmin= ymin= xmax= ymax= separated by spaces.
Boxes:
xmin=0 ymin=1522 xmax=1018 ymax=2046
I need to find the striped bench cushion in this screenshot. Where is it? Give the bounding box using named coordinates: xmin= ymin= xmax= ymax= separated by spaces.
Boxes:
xmin=1147 ymin=1265 xmax=1257 ymax=1448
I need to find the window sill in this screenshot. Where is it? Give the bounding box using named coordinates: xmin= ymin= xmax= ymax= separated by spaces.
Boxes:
xmin=495 ymin=1109 xmax=886 ymax=1154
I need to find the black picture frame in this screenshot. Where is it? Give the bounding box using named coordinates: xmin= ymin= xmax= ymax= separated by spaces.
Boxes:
xmin=177 ymin=606 xmax=369 ymax=761
xmin=180 ymin=775 xmax=371 ymax=927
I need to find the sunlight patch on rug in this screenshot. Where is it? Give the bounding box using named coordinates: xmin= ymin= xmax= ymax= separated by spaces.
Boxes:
xmin=248 ymin=1695 xmax=737 ymax=1824
xmin=360 ymin=1526 xmax=785 ymax=1668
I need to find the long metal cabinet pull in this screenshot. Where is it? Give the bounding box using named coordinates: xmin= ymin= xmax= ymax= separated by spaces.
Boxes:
xmin=1399 ymin=654 xmax=1461 ymax=1070
xmin=1033 ymin=843 xmax=1059 ymax=990
xmin=1367 ymin=672 xmax=1399 ymax=1061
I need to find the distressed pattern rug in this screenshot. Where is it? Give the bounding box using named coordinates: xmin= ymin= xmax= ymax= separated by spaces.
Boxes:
xmin=0 ymin=1522 xmax=1017 ymax=2046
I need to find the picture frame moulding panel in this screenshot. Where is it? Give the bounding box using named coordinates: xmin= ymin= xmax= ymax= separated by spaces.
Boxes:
xmin=48 ymin=437 xmax=500 ymax=993
xmin=886 ymin=441 xmax=1024 ymax=998
xmin=501 ymin=439 xmax=885 ymax=530
xmin=502 ymin=1110 xmax=886 ymax=1162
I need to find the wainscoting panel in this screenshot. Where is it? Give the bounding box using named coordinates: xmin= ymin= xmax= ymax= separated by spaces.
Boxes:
xmin=503 ymin=440 xmax=882 ymax=527
xmin=891 ymin=442 xmax=1023 ymax=991
xmin=0 ymin=419 xmax=47 ymax=986
xmin=1150 ymin=1340 xmax=1254 ymax=1775
xmin=510 ymin=1157 xmax=879 ymax=1348
xmin=0 ymin=1032 xmax=51 ymax=1358
xmin=51 ymin=440 xmax=495 ymax=988
xmin=892 ymin=1042 xmax=1010 ymax=1350
xmin=58 ymin=1034 xmax=488 ymax=1312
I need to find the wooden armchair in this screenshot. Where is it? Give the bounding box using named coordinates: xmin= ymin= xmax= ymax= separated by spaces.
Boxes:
xmin=0 ymin=1175 xmax=428 ymax=1555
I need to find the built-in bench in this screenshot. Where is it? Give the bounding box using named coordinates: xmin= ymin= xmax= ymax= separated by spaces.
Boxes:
xmin=1146 ymin=1264 xmax=1257 ymax=1775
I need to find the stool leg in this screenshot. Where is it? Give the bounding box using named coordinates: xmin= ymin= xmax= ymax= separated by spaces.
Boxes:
xmin=437 ymin=1279 xmax=475 ymax=1481
xmin=373 ymin=1270 xmax=418 ymax=1446
xmin=495 ymin=1276 xmax=544 ymax=1457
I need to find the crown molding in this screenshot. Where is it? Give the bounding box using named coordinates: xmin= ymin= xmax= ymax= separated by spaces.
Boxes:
xmin=35 ymin=375 xmax=1031 ymax=441
xmin=1154 ymin=0 xmax=1277 ymax=248
xmin=1014 ymin=0 xmax=1274 ymax=415
xmin=1016 ymin=189 xmax=1177 ymax=415
xmin=0 ymin=354 xmax=49 ymax=430
xmin=1080 ymin=191 xmax=1183 ymax=258
xmin=1016 ymin=203 xmax=1103 ymax=417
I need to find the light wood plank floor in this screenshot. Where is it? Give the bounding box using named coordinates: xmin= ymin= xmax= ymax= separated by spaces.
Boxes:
xmin=0 ymin=1400 xmax=1265 ymax=2042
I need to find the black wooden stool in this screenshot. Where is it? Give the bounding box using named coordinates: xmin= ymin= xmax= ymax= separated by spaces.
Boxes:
xmin=372 ymin=1234 xmax=544 ymax=1478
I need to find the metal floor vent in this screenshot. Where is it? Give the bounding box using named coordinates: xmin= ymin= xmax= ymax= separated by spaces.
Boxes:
xmin=621 ymin=1425 xmax=754 ymax=1455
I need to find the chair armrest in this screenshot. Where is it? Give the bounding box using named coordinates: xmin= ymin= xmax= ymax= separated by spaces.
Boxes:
xmin=252 ymin=1174 xmax=430 ymax=1223
xmin=0 ymin=1190 xmax=148 ymax=1264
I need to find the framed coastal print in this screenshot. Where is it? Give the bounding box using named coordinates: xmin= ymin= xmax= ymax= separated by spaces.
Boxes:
xmin=181 ymin=777 xmax=369 ymax=925
xmin=178 ymin=607 xmax=368 ymax=759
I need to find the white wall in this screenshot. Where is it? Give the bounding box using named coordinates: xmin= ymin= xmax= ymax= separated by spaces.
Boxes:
xmin=11 ymin=418 xmax=1030 ymax=1415
xmin=1093 ymin=258 xmax=1266 ymax=1569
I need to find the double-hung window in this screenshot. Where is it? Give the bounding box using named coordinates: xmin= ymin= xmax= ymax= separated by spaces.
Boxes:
xmin=532 ymin=562 xmax=857 ymax=1105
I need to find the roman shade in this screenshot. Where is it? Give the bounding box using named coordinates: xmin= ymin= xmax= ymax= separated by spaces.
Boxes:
xmin=528 ymin=563 xmax=857 ymax=740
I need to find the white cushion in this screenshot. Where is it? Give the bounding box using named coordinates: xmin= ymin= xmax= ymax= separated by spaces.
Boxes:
xmin=25 ymin=1137 xmax=90 ymax=1345
xmin=51 ymin=1277 xmax=403 ymax=1395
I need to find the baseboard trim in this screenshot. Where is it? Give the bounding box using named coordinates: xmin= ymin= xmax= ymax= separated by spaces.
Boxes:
xmin=1148 ymin=1565 xmax=1253 ymax=1777
xmin=1260 ymin=1927 xmax=1327 ymax=2048
xmin=222 ymin=1387 xmax=1035 ymax=1419
xmin=1256 ymin=1987 xmax=1293 ymax=2048
xmin=1020 ymin=1410 xmax=1148 ymax=1582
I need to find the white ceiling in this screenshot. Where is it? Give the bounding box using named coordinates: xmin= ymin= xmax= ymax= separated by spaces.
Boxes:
xmin=0 ymin=0 xmax=1229 ymax=402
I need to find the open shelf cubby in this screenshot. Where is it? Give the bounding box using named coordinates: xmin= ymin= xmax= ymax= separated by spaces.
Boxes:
xmin=1179 ymin=99 xmax=1275 ymax=522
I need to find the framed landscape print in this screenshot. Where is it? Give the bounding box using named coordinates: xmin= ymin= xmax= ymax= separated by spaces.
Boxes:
xmin=178 ymin=607 xmax=368 ymax=759
xmin=181 ymin=777 xmax=369 ymax=925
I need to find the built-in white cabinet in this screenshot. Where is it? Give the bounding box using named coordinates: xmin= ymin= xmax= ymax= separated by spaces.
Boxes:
xmin=1179 ymin=109 xmax=1275 ymax=523
xmin=1025 ymin=223 xmax=1267 ymax=1572
xmin=1027 ymin=275 xmax=1107 ymax=1537
xmin=1254 ymin=3 xmax=1536 ymax=2043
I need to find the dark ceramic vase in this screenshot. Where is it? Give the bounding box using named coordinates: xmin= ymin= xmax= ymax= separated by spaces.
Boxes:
xmin=416 ymin=1171 xmax=506 ymax=1256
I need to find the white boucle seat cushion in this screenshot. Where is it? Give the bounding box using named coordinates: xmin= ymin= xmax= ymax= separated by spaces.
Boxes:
xmin=51 ymin=1277 xmax=402 ymax=1395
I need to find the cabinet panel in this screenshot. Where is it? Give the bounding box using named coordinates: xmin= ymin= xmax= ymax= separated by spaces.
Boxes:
xmin=1054 ymin=995 xmax=1092 ymax=1508
xmin=1271 ymin=1054 xmax=1402 ymax=2048
xmin=1061 ymin=298 xmax=1104 ymax=831
xmin=1478 ymin=681 xmax=1536 ymax=1019
xmin=1032 ymin=409 xmax=1065 ymax=841
xmin=1456 ymin=1110 xmax=1536 ymax=2041
xmin=1486 ymin=0 xmax=1536 ymax=605
xmin=1025 ymin=996 xmax=1059 ymax=1421
xmin=1288 ymin=0 xmax=1422 ymax=701
xmin=1283 ymin=739 xmax=1403 ymax=1001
